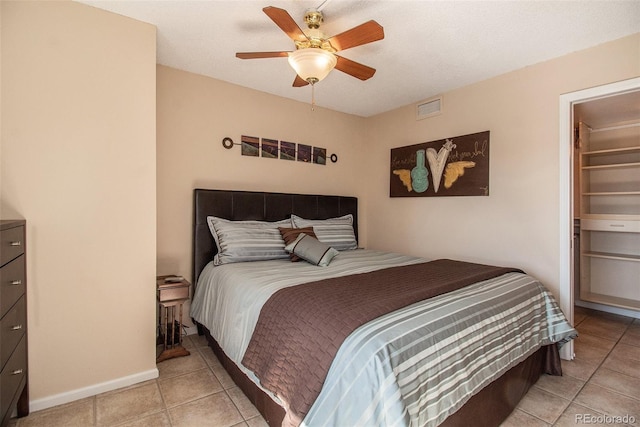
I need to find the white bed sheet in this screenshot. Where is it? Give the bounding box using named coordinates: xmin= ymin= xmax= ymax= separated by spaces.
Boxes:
xmin=190 ymin=249 xmax=576 ymax=427
xmin=190 ymin=249 xmax=424 ymax=365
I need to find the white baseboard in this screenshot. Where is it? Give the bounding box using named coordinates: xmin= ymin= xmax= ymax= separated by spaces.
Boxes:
xmin=29 ymin=368 xmax=159 ymax=413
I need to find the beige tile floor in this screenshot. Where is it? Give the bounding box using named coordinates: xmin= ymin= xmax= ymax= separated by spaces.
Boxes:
xmin=11 ymin=334 xmax=268 ymax=427
xmin=10 ymin=307 xmax=640 ymax=427
xmin=501 ymin=306 xmax=640 ymax=427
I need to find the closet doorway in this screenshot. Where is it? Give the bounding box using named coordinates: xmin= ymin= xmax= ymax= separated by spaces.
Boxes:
xmin=559 ymin=77 xmax=640 ymax=360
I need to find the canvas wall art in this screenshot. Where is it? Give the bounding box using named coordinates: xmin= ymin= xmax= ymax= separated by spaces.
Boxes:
xmin=390 ymin=131 xmax=490 ymax=197
xmin=297 ymin=144 xmax=312 ymax=163
xmin=313 ymin=147 xmax=327 ymax=165
xmin=280 ymin=141 xmax=296 ymax=161
xmin=241 ymin=135 xmax=260 ymax=157
xmin=236 ymin=135 xmax=330 ymax=165
xmin=261 ymin=138 xmax=279 ymax=158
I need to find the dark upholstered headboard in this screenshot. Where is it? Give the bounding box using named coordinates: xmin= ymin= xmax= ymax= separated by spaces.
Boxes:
xmin=193 ymin=189 xmax=358 ymax=286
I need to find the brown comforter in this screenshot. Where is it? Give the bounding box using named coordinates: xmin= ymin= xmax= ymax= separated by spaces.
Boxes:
xmin=241 ymin=259 xmax=523 ymax=426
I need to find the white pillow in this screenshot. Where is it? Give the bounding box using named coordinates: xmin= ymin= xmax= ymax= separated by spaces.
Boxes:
xmin=291 ymin=214 xmax=357 ymax=251
xmin=207 ymin=217 xmax=292 ymax=265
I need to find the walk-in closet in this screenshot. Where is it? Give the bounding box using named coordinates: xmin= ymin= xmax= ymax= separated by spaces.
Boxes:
xmin=574 ymin=90 xmax=640 ymax=316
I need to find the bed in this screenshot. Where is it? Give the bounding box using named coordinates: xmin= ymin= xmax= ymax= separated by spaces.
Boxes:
xmin=190 ymin=189 xmax=576 ymax=427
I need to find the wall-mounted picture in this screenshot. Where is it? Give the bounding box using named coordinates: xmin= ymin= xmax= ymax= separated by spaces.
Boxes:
xmin=261 ymin=138 xmax=279 ymax=159
xmin=280 ymin=141 xmax=296 ymax=161
xmin=313 ymin=147 xmax=327 ymax=165
xmin=390 ymin=131 xmax=490 ymax=197
xmin=297 ymin=144 xmax=312 ymax=163
xmin=241 ymin=135 xmax=260 ymax=157
xmin=237 ymin=135 xmax=333 ymax=166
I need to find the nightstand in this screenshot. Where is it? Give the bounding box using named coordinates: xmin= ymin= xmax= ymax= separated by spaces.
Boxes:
xmin=156 ymin=276 xmax=191 ymax=363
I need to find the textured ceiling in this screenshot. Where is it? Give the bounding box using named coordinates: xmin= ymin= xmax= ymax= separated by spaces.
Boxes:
xmin=78 ymin=0 xmax=640 ymax=117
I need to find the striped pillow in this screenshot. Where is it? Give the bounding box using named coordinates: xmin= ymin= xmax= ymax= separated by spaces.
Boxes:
xmin=284 ymin=233 xmax=339 ymax=267
xmin=278 ymin=227 xmax=317 ymax=262
xmin=291 ymin=214 xmax=357 ymax=251
xmin=207 ymin=217 xmax=292 ymax=265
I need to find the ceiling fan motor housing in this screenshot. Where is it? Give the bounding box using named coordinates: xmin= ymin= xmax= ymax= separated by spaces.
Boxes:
xmin=304 ymin=9 xmax=323 ymax=29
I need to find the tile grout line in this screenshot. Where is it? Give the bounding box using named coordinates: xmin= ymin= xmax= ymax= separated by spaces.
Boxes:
xmin=576 ymin=319 xmax=639 ymax=401
xmin=159 ymin=334 xmax=194 ymax=427
xmin=514 ymin=310 xmax=628 ymax=426
xmin=203 ymin=347 xmax=249 ymax=422
xmin=154 ymin=374 xmax=173 ymax=427
xmin=94 ymin=395 xmax=98 ymax=426
xmin=549 ymin=312 xmax=636 ymax=426
xmin=224 ymin=388 xmax=248 ymax=425
xmin=518 ymin=312 xmax=589 ymax=426
xmin=158 ymin=340 xmax=226 ymax=426
xmin=195 ymin=343 xmax=258 ymax=425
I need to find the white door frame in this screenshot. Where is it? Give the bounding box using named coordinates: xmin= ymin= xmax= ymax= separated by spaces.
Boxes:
xmin=558 ymin=76 xmax=640 ymax=360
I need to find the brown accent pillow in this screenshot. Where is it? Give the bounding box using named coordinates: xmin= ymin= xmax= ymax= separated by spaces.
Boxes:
xmin=278 ymin=227 xmax=317 ymax=262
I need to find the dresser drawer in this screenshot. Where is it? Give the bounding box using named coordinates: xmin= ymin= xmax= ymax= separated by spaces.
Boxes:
xmin=0 ymin=255 xmax=26 ymax=318
xmin=0 ymin=335 xmax=26 ymax=420
xmin=0 ymin=226 xmax=25 ymax=267
xmin=1 ymin=296 xmax=26 ymax=370
xmin=581 ymin=218 xmax=640 ymax=233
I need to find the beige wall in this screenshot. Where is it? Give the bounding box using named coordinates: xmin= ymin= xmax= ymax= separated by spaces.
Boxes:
xmin=158 ymin=34 xmax=639 ymax=326
xmin=156 ymin=65 xmax=369 ymax=286
xmin=1 ymin=1 xmax=157 ymax=405
xmin=363 ymin=33 xmax=640 ymax=297
xmin=1 ymin=0 xmax=637 ymax=411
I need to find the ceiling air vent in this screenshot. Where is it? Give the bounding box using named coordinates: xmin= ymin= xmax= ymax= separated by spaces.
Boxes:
xmin=416 ymin=96 xmax=443 ymax=120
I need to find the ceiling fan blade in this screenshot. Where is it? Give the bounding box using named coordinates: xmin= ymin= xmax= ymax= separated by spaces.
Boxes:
xmin=263 ymin=6 xmax=309 ymax=43
xmin=236 ymin=51 xmax=290 ymax=59
xmin=293 ymin=75 xmax=309 ymax=87
xmin=327 ymin=20 xmax=384 ymax=52
xmin=335 ymin=55 xmax=376 ymax=80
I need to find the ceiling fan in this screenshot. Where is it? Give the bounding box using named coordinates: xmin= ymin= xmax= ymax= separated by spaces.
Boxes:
xmin=236 ymin=6 xmax=384 ymax=88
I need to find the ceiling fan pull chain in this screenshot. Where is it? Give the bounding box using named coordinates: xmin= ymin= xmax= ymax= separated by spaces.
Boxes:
xmin=311 ymin=82 xmax=316 ymax=111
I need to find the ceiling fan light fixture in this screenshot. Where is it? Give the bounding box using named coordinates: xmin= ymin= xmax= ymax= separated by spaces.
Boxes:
xmin=288 ymin=48 xmax=337 ymax=84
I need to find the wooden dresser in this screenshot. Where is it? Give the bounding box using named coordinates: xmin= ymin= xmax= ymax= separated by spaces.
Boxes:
xmin=0 ymin=220 xmax=28 ymax=426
